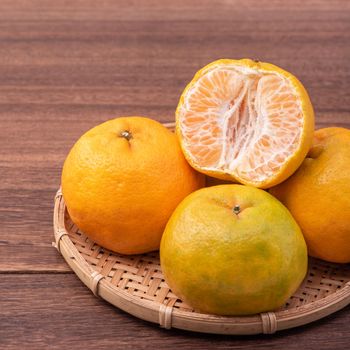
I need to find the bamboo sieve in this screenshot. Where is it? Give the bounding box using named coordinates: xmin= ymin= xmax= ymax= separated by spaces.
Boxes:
xmin=53 ymin=123 xmax=350 ymax=335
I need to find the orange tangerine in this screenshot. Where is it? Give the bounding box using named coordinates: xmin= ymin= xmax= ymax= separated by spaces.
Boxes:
xmin=176 ymin=59 xmax=314 ymax=188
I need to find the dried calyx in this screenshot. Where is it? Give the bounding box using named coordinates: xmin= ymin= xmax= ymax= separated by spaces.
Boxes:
xmin=120 ymin=130 xmax=133 ymax=141
xmin=233 ymin=205 xmax=241 ymax=215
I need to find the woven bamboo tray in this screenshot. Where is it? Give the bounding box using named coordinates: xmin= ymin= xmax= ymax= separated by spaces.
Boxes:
xmin=53 ymin=190 xmax=350 ymax=335
xmin=53 ymin=123 xmax=350 ymax=335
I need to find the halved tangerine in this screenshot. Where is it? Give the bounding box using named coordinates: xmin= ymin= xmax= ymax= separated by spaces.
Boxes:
xmin=176 ymin=59 xmax=314 ymax=188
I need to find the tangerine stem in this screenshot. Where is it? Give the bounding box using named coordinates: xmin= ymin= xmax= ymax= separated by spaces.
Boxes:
xmin=120 ymin=130 xmax=132 ymax=141
xmin=233 ymin=205 xmax=241 ymax=215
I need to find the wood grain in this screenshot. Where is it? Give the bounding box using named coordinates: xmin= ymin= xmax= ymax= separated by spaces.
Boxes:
xmin=0 ymin=0 xmax=349 ymax=348
xmin=0 ymin=0 xmax=349 ymax=271
xmin=1 ymin=274 xmax=350 ymax=350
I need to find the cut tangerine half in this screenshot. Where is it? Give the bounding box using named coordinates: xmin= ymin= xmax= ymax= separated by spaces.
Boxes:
xmin=176 ymin=59 xmax=314 ymax=188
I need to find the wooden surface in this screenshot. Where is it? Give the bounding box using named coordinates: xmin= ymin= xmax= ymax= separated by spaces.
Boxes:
xmin=0 ymin=0 xmax=349 ymax=348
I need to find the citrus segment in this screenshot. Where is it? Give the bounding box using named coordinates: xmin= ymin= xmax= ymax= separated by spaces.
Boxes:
xmin=176 ymin=59 xmax=314 ymax=188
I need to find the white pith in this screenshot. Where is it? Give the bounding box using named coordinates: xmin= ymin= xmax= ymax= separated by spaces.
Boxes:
xmin=178 ymin=64 xmax=303 ymax=183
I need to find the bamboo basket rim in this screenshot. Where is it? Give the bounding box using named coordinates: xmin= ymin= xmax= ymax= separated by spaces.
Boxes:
xmin=53 ymin=189 xmax=350 ymax=335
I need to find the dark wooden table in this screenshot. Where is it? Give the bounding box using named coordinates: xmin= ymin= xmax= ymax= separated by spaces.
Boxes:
xmin=1 ymin=1 xmax=349 ymax=349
